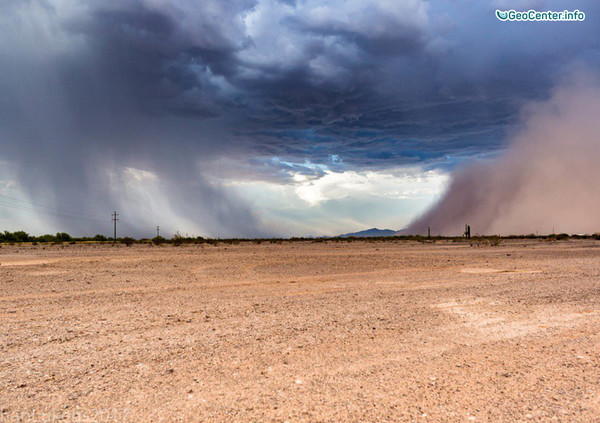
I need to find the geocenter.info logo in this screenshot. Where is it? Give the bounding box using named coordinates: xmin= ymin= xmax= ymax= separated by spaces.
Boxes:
xmin=496 ymin=9 xmax=585 ymax=22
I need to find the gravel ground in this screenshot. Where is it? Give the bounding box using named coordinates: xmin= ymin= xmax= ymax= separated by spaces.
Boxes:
xmin=1 ymin=240 xmax=599 ymax=422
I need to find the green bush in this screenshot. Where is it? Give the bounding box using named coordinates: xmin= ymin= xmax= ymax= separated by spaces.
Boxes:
xmin=0 ymin=230 xmax=31 ymax=242
xmin=56 ymin=232 xmax=72 ymax=242
xmin=152 ymin=236 xmax=166 ymax=245
xmin=171 ymin=234 xmax=183 ymax=246
xmin=121 ymin=237 xmax=136 ymax=246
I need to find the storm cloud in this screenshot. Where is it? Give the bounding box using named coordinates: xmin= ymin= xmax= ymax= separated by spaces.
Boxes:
xmin=0 ymin=0 xmax=598 ymax=236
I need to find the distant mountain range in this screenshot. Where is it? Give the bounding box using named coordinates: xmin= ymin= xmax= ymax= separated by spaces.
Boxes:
xmin=338 ymin=228 xmax=407 ymax=237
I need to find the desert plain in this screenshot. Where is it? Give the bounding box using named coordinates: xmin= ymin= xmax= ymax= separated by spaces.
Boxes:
xmin=1 ymin=239 xmax=599 ymax=422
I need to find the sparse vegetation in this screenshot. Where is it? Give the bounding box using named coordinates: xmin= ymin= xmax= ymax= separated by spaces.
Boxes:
xmin=1 ymin=230 xmax=599 ymax=245
xmin=468 ymin=236 xmax=501 ymax=247
xmin=152 ymin=236 xmax=166 ymax=245
xmin=171 ymin=234 xmax=184 ymax=246
xmin=121 ymin=237 xmax=136 ymax=246
xmin=56 ymin=232 xmax=72 ymax=243
xmin=488 ymin=235 xmax=502 ymax=246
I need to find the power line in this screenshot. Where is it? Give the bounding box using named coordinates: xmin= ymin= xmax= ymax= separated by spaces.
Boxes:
xmin=0 ymin=194 xmax=143 ymax=236
xmin=0 ymin=193 xmax=88 ymax=215
xmin=0 ymin=193 xmax=107 ymax=223
xmin=0 ymin=199 xmax=108 ymax=223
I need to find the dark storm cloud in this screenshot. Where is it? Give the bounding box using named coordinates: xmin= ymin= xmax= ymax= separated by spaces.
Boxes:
xmin=284 ymin=8 xmax=427 ymax=56
xmin=0 ymin=0 xmax=599 ymax=235
xmin=60 ymin=0 xmax=252 ymax=119
xmin=227 ymin=0 xmax=600 ymax=170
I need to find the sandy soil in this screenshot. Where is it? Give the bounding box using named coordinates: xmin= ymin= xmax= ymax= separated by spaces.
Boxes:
xmin=1 ymin=240 xmax=599 ymax=422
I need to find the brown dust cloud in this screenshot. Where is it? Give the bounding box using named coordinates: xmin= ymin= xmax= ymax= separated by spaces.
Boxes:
xmin=408 ymin=73 xmax=600 ymax=236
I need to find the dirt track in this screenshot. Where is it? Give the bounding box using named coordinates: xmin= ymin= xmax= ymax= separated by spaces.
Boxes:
xmin=1 ymin=240 xmax=599 ymax=422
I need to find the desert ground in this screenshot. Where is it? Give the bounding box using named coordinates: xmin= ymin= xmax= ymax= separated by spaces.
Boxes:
xmin=1 ymin=239 xmax=599 ymax=422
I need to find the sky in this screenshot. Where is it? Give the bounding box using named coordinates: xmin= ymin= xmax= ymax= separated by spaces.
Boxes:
xmin=0 ymin=0 xmax=598 ymax=238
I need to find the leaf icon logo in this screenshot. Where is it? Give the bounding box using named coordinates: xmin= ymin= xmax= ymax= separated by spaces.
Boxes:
xmin=496 ymin=10 xmax=508 ymax=20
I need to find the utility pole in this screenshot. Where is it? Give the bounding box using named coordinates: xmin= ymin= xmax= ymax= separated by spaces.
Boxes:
xmin=112 ymin=211 xmax=118 ymax=242
xmin=427 ymin=226 xmax=431 ymax=239
xmin=156 ymin=226 xmax=160 ymax=238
